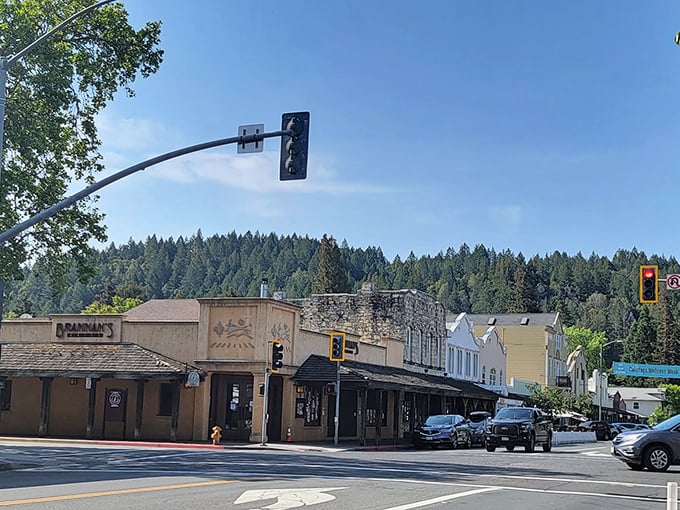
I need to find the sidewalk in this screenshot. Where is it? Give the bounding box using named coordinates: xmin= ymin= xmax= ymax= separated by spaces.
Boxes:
xmin=0 ymin=435 xmax=413 ymax=455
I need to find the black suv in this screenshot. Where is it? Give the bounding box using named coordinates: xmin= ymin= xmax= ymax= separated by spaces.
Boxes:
xmin=485 ymin=407 xmax=553 ymax=453
xmin=578 ymin=420 xmax=611 ymax=440
xmin=611 ymin=413 xmax=680 ymax=471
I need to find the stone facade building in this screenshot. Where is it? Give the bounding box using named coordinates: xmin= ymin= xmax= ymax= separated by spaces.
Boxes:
xmin=293 ymin=283 xmax=448 ymax=376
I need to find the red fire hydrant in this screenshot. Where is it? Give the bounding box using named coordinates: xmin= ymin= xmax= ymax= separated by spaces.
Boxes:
xmin=286 ymin=427 xmax=293 ymax=442
xmin=211 ymin=425 xmax=222 ymax=445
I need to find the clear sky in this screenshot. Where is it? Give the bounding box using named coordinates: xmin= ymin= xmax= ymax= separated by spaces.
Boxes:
xmin=91 ymin=0 xmax=680 ymax=262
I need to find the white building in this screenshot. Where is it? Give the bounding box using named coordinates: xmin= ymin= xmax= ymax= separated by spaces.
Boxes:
xmin=478 ymin=325 xmax=508 ymax=396
xmin=445 ymin=313 xmax=480 ymax=383
xmin=610 ymin=387 xmax=666 ymax=419
xmin=566 ymin=345 xmax=589 ymax=396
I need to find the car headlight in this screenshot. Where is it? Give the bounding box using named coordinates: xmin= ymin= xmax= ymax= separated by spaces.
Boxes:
xmin=520 ymin=424 xmax=529 ymax=432
xmin=617 ymin=433 xmax=645 ymax=443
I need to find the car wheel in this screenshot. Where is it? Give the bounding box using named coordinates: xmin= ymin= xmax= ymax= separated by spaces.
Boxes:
xmin=506 ymin=445 xmax=515 ymax=451
xmin=525 ymin=434 xmax=535 ymax=453
xmin=542 ymin=434 xmax=552 ymax=452
xmin=644 ymin=445 xmax=671 ymax=472
xmin=626 ymin=462 xmax=644 ymax=471
xmin=486 ymin=444 xmax=496 ymax=452
xmin=604 ymin=432 xmax=610 ymax=441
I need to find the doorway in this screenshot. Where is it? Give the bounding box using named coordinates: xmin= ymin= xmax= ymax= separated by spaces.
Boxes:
xmin=327 ymin=389 xmax=358 ymax=437
xmin=209 ymin=374 xmax=254 ymax=442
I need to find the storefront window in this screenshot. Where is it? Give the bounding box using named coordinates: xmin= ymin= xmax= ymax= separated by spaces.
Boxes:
xmin=303 ymin=385 xmax=321 ymax=426
xmin=0 ymin=380 xmax=11 ymax=412
xmin=366 ymin=390 xmax=388 ymax=426
xmin=158 ymin=383 xmax=174 ymax=416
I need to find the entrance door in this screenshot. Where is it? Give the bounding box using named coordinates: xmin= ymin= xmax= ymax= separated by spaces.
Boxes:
xmin=209 ymin=375 xmax=253 ymax=441
xmin=327 ymin=389 xmax=358 ymax=437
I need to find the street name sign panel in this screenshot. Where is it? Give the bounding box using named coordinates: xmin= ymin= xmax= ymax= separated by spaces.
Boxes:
xmin=613 ymin=361 xmax=680 ymax=378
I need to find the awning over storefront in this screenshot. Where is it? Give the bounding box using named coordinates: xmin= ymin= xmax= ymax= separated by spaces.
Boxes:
xmin=293 ymin=354 xmax=499 ymax=401
xmin=0 ymin=342 xmax=203 ymax=380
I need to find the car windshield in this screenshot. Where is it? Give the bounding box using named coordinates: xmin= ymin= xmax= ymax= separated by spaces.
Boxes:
xmin=494 ymin=408 xmax=533 ymax=421
xmin=424 ymin=415 xmax=455 ymax=426
xmin=468 ymin=414 xmax=489 ymax=423
xmin=653 ymin=414 xmax=680 ymax=431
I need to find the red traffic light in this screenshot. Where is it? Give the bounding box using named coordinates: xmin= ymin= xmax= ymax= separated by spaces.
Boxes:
xmin=639 ymin=265 xmax=659 ymax=304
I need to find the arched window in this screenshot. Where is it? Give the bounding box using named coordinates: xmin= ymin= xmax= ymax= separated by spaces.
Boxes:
xmin=422 ymin=331 xmax=429 ymax=365
xmin=432 ymin=335 xmax=439 ymax=367
xmin=490 ymin=368 xmax=497 ymax=386
xmin=481 ymin=366 xmax=486 ymax=384
xmin=406 ymin=327 xmax=412 ymax=362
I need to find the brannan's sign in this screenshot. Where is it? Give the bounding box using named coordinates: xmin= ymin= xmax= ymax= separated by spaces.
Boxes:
xmin=55 ymin=322 xmax=114 ymax=338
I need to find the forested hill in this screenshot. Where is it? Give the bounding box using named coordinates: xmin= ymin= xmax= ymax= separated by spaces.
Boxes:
xmin=5 ymin=230 xmax=680 ymax=353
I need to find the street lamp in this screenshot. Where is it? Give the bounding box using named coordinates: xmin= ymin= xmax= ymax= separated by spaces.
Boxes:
xmin=598 ymin=340 xmax=623 ymax=421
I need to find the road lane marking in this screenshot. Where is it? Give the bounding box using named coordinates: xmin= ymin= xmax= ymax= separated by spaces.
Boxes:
xmin=0 ymin=480 xmax=235 ymax=506
xmin=381 ymin=488 xmax=499 ymax=509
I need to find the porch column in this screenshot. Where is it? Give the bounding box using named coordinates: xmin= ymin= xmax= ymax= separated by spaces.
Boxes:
xmin=86 ymin=378 xmax=99 ymax=439
xmin=134 ymin=379 xmax=147 ymax=440
xmin=375 ymin=390 xmax=383 ymax=447
xmin=359 ymin=388 xmax=368 ymax=446
xmin=38 ymin=377 xmax=52 ymax=437
xmin=393 ymin=390 xmax=404 ymax=443
xmin=170 ymin=380 xmax=181 ymax=442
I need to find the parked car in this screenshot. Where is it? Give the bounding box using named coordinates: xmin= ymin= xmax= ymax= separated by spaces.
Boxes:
xmin=578 ymin=420 xmax=612 ymax=440
xmin=611 ymin=414 xmax=680 ymax=471
xmin=468 ymin=411 xmax=492 ymax=446
xmin=485 ymin=407 xmax=553 ymax=453
xmin=610 ymin=422 xmax=647 ymax=438
xmin=413 ymin=414 xmax=472 ymax=449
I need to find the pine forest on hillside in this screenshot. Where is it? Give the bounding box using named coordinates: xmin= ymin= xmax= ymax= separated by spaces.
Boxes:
xmin=4 ymin=230 xmax=680 ymax=386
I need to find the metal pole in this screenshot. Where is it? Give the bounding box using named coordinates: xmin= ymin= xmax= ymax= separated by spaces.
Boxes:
xmin=0 ymin=0 xmax=116 ymax=188
xmin=599 ymin=345 xmax=603 ymax=422
xmin=0 ymin=130 xmax=291 ymax=247
xmin=334 ymin=361 xmax=340 ymax=446
xmin=261 ymin=341 xmax=270 ymax=446
xmin=668 ymin=481 xmax=678 ymax=510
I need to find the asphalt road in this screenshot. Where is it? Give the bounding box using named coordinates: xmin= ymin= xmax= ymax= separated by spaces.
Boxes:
xmin=0 ymin=440 xmax=673 ymax=509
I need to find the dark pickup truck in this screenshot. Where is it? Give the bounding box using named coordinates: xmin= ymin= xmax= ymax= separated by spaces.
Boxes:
xmin=485 ymin=407 xmax=553 ymax=453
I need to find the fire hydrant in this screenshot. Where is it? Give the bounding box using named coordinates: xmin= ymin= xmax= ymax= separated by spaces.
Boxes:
xmin=211 ymin=425 xmax=222 ymax=445
xmin=286 ymin=427 xmax=293 ymax=442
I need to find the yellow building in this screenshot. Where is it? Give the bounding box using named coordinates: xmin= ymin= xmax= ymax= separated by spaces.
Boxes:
xmin=0 ymin=297 xmax=498 ymax=444
xmin=467 ymin=313 xmax=568 ymax=388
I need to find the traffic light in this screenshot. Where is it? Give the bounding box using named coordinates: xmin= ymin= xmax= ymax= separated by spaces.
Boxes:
xmin=640 ymin=264 xmax=659 ymax=304
xmin=271 ymin=340 xmax=284 ymax=372
xmin=279 ymin=111 xmax=310 ymax=181
xmin=329 ymin=332 xmax=346 ymax=362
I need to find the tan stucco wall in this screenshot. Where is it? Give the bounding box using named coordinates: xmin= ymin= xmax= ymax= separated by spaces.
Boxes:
xmin=124 ymin=322 xmax=199 ymax=362
xmin=0 ymin=319 xmax=52 ymax=341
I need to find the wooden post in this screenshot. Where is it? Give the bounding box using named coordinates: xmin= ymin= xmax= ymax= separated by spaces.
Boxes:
xmin=134 ymin=379 xmax=146 ymax=440
xmin=38 ymin=377 xmax=52 ymax=437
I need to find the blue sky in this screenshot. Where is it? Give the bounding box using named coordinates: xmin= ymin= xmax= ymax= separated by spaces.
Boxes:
xmin=92 ymin=0 xmax=680 ymax=261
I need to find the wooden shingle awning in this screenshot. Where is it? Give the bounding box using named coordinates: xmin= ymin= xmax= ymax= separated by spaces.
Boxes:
xmin=0 ymin=342 xmax=203 ymax=380
xmin=293 ymin=354 xmax=499 ymax=401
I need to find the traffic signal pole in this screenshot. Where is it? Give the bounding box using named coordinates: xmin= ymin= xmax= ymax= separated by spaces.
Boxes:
xmin=261 ymin=340 xmax=271 ymax=446
xmin=334 ymin=361 xmax=340 ymax=446
xmin=0 ymin=129 xmax=293 ymax=247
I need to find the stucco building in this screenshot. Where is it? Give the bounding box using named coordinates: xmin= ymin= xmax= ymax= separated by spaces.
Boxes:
xmin=0 ymin=293 xmax=498 ymax=444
